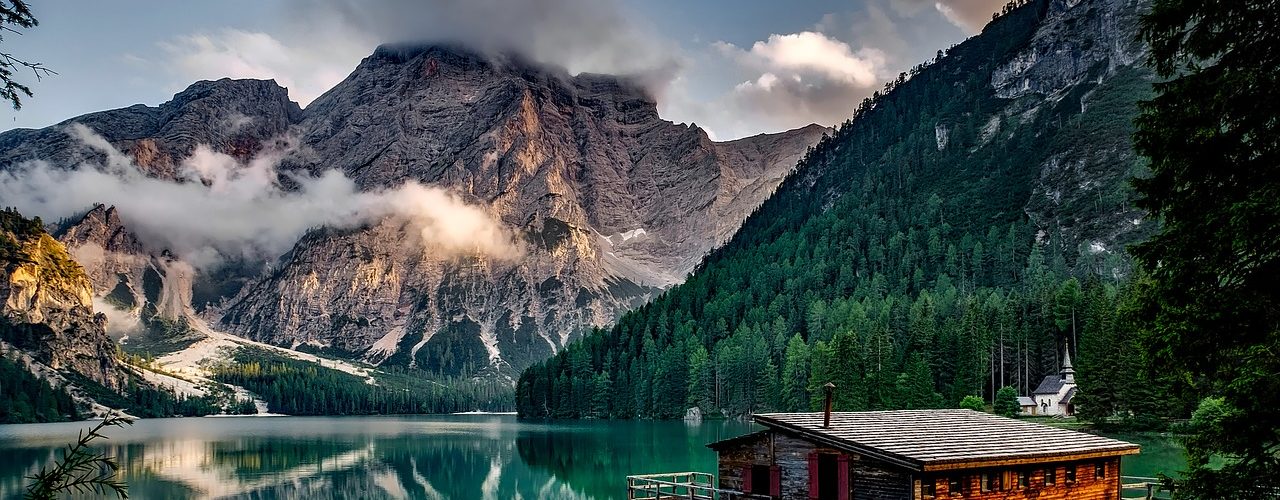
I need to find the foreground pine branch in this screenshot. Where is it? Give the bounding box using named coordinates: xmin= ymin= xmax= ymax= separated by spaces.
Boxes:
xmin=24 ymin=413 xmax=134 ymax=500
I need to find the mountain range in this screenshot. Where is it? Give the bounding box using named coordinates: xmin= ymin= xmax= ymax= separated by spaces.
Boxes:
xmin=0 ymin=0 xmax=1160 ymax=420
xmin=0 ymin=43 xmax=824 ymax=396
xmin=517 ymin=0 xmax=1159 ymax=418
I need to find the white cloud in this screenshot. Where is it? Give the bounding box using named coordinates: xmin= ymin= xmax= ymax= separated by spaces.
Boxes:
xmin=721 ymin=32 xmax=886 ymax=87
xmin=160 ymin=28 xmax=372 ymax=106
xmin=0 ymin=124 xmax=521 ymax=267
xmin=671 ymin=31 xmax=887 ymax=139
xmin=156 ymin=0 xmax=683 ymax=108
xmin=902 ymin=0 xmax=1008 ymax=33
xmin=296 ymin=0 xmax=681 ymax=82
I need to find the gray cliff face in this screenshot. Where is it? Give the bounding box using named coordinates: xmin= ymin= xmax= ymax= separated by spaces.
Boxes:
xmin=216 ymin=45 xmax=827 ymax=375
xmin=57 ymin=205 xmax=146 ymax=303
xmin=0 ymin=79 xmax=300 ymax=178
xmin=991 ymin=0 xmax=1146 ymax=100
xmin=0 ymin=212 xmax=122 ymax=389
xmin=0 ymin=46 xmax=825 ymax=378
xmin=56 ymin=205 xmax=201 ymax=335
xmin=988 ymin=0 xmax=1154 ymax=269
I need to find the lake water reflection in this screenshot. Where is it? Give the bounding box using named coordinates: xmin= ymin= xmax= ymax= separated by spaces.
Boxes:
xmin=0 ymin=415 xmax=1183 ymax=499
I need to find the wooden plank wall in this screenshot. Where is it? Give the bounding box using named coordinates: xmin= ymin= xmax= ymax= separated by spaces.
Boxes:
xmin=716 ymin=431 xmax=1126 ymax=499
xmin=716 ymin=431 xmax=910 ymax=499
xmin=917 ymin=458 xmax=1122 ymax=500
xmin=851 ymin=456 xmax=910 ymax=500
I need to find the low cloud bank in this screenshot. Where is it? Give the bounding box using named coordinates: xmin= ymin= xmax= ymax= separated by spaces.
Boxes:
xmin=0 ymin=124 xmax=520 ymax=267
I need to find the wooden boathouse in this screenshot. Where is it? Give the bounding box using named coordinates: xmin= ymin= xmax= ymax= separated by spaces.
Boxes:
xmin=701 ymin=409 xmax=1139 ymax=499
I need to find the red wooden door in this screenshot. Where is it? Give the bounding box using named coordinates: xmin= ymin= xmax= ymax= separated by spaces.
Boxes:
xmin=837 ymin=455 xmax=850 ymax=500
xmin=808 ymin=452 xmax=819 ymax=499
xmin=770 ymin=465 xmax=782 ymax=497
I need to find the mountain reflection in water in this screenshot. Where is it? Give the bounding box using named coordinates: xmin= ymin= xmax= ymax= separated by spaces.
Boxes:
xmin=0 ymin=415 xmax=754 ymax=499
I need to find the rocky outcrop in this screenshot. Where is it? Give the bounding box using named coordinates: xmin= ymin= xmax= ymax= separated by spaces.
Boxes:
xmin=0 ymin=210 xmax=121 ymax=388
xmin=991 ymin=0 xmax=1146 ymax=100
xmin=0 ymin=46 xmax=825 ymax=378
xmin=57 ymin=205 xmax=147 ymax=307
xmin=0 ymin=79 xmax=300 ymax=178
xmin=216 ymin=45 xmax=826 ymax=375
xmin=985 ymin=0 xmax=1154 ymax=267
xmin=1018 ymin=0 xmax=1153 ymax=265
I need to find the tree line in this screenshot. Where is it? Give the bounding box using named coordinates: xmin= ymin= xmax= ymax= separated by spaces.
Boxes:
xmin=209 ymin=348 xmax=515 ymax=415
xmin=0 ymin=352 xmax=79 ymax=424
xmin=517 ymin=0 xmax=1178 ymax=421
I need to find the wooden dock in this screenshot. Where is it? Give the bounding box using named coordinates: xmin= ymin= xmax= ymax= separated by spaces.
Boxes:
xmin=1121 ymin=476 xmax=1173 ymax=499
xmin=625 ymin=472 xmax=763 ymax=500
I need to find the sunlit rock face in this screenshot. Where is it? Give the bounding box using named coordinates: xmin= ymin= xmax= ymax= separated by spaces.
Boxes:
xmin=0 ymin=44 xmax=824 ymax=378
xmin=217 ymin=45 xmax=827 ymax=376
xmin=0 ymin=212 xmax=122 ymax=389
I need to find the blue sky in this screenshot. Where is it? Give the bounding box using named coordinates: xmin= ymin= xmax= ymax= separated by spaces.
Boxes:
xmin=0 ymin=0 xmax=1002 ymax=140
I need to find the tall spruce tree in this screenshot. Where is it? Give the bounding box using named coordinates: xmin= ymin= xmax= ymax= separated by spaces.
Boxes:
xmin=1133 ymin=0 xmax=1280 ymax=495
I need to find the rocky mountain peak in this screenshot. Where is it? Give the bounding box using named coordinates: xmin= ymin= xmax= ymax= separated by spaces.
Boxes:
xmin=0 ymin=78 xmax=301 ymax=178
xmin=0 ymin=43 xmax=827 ymax=379
xmin=0 ymin=210 xmax=121 ymax=389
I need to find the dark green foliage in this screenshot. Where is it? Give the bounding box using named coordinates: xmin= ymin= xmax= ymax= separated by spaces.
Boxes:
xmin=189 ymin=259 xmax=260 ymax=313
xmin=0 ymin=207 xmax=43 ymax=238
xmin=66 ymin=371 xmax=239 ymax=418
xmin=1132 ymin=0 xmax=1280 ymax=495
xmin=0 ymin=353 xmax=79 ymax=424
xmin=102 ymin=277 xmax=136 ymax=311
xmin=994 ymin=386 xmax=1020 ymax=418
xmin=518 ymin=0 xmax=1171 ymax=420
xmin=208 ymin=348 xmax=514 ymax=415
xmin=24 ymin=413 xmax=132 ymax=500
xmin=959 ymin=396 xmax=986 ymax=412
xmin=0 ymin=0 xmax=53 ymax=110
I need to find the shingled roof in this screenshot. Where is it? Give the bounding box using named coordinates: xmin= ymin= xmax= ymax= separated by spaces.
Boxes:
xmin=752 ymin=410 xmax=1139 ymax=472
xmin=1033 ymin=375 xmax=1066 ymax=395
xmin=1061 ymin=387 xmax=1078 ymax=405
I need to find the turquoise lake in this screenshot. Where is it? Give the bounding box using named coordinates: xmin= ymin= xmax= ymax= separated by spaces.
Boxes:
xmin=0 ymin=415 xmax=1184 ymax=499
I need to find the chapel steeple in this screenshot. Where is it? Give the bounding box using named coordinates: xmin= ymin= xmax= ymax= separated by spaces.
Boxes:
xmin=1061 ymin=343 xmax=1075 ymax=384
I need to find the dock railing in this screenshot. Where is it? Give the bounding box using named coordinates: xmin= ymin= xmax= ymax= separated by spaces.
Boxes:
xmin=1121 ymin=476 xmax=1173 ymax=500
xmin=626 ymin=472 xmax=756 ymax=500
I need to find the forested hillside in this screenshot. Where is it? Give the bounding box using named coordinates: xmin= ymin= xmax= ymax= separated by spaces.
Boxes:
xmin=518 ymin=0 xmax=1186 ymax=421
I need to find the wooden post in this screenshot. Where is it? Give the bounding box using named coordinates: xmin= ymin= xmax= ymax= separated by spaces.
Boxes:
xmin=837 ymin=454 xmax=850 ymax=500
xmin=770 ymin=465 xmax=782 ymax=498
xmin=823 ymin=382 xmax=836 ymax=428
xmin=808 ymin=452 xmax=820 ymax=499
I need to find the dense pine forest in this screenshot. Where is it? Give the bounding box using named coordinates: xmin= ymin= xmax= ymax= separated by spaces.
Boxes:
xmin=210 ymin=348 xmax=515 ymax=415
xmin=0 ymin=353 xmax=79 ymax=424
xmin=517 ymin=0 xmax=1188 ymax=422
xmin=69 ymin=371 xmax=255 ymax=418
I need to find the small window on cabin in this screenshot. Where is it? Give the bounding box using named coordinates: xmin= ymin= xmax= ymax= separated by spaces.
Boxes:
xmin=979 ymin=472 xmax=1001 ymax=492
xmin=1045 ymin=468 xmax=1057 ymax=485
xmin=1065 ymin=465 xmax=1076 ymax=483
xmin=1095 ymin=462 xmax=1106 ymax=479
xmin=750 ymin=464 xmax=771 ymax=495
xmin=921 ymin=478 xmax=936 ymax=498
xmin=948 ymin=476 xmax=962 ymax=495
xmin=1017 ymin=471 xmax=1029 ymax=488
